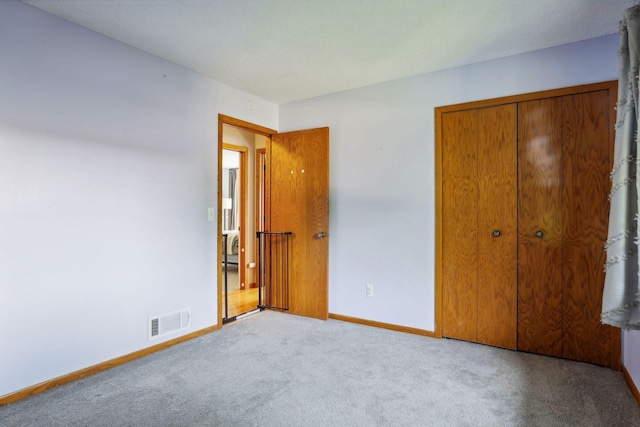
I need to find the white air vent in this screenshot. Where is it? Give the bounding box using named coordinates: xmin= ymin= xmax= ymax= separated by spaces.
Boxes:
xmin=148 ymin=308 xmax=190 ymax=340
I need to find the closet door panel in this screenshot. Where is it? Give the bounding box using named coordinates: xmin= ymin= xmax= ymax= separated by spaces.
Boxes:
xmin=561 ymin=91 xmax=612 ymax=365
xmin=517 ymin=98 xmax=564 ymax=357
xmin=442 ymin=110 xmax=478 ymax=342
xmin=477 ymin=104 xmax=517 ymax=349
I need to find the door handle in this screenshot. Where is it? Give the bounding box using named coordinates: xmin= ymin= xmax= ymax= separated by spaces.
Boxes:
xmin=492 ymin=230 xmax=501 ymax=237
xmin=315 ymin=232 xmax=326 ymax=239
xmin=535 ymin=230 xmax=544 ymax=238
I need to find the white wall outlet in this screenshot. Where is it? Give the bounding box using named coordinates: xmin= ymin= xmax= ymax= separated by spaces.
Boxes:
xmin=366 ymin=283 xmax=374 ymax=297
xmin=207 ymin=208 xmax=215 ymax=222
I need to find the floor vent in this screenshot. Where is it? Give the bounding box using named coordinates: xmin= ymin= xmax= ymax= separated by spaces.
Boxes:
xmin=148 ymin=308 xmax=190 ymax=340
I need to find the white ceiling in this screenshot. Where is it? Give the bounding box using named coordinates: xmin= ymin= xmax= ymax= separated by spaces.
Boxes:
xmin=22 ymin=0 xmax=633 ymax=104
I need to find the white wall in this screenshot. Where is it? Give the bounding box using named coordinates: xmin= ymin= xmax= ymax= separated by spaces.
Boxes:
xmin=0 ymin=0 xmax=277 ymax=397
xmin=279 ymin=35 xmax=640 ymax=385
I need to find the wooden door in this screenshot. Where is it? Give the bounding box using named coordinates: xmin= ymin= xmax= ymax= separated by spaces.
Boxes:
xmin=441 ymin=105 xmax=517 ymax=348
xmin=268 ymin=128 xmax=329 ymax=320
xmin=561 ymin=90 xmax=613 ymax=365
xmin=517 ymin=98 xmax=564 ymax=357
xmin=518 ymin=89 xmax=616 ymax=366
xmin=437 ymin=81 xmax=620 ymax=367
xmin=476 ymin=104 xmax=517 ymax=349
xmin=442 ymin=109 xmax=478 ymax=342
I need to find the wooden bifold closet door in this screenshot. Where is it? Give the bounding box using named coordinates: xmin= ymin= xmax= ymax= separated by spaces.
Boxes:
xmin=517 ymin=97 xmax=564 ymax=357
xmin=518 ymin=91 xmax=613 ymax=365
xmin=437 ymin=82 xmax=620 ymax=368
xmin=442 ymin=104 xmax=517 ymax=350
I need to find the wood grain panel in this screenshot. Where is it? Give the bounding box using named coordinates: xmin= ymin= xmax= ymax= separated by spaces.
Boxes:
xmin=442 ymin=110 xmax=478 ymax=342
xmin=435 ymin=82 xmax=616 ymax=116
xmin=476 ymin=104 xmax=517 ymax=349
xmin=270 ymin=128 xmax=329 ymax=320
xmin=219 ymin=114 xmax=277 ymax=136
xmin=255 ymin=148 xmax=266 ymax=290
xmin=517 ymin=98 xmax=564 ymax=357
xmin=561 ymin=91 xmax=612 ymax=366
xmin=436 ymin=81 xmax=620 ymax=368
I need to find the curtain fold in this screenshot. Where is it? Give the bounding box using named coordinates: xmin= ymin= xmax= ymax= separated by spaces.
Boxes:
xmin=603 ymin=5 xmax=640 ymax=330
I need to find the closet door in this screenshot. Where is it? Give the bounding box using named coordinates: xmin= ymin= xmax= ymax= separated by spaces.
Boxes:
xmin=442 ymin=105 xmax=517 ymax=348
xmin=517 ymin=98 xmax=564 ymax=357
xmin=438 ymin=81 xmax=619 ymax=367
xmin=442 ymin=109 xmax=478 ymax=342
xmin=477 ymin=104 xmax=517 ymax=349
xmin=561 ymin=90 xmax=612 ymax=365
xmin=518 ymin=90 xmax=614 ymax=365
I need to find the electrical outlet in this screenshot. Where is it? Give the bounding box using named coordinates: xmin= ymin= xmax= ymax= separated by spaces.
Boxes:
xmin=366 ymin=283 xmax=374 ymax=297
xmin=207 ymin=208 xmax=215 ymax=222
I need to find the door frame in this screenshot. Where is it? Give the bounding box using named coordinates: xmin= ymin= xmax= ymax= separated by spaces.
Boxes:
xmin=255 ymin=147 xmax=267 ymax=291
xmin=222 ymin=143 xmax=248 ymax=291
xmin=218 ymin=115 xmax=276 ymax=327
xmin=434 ymin=81 xmax=619 ymax=366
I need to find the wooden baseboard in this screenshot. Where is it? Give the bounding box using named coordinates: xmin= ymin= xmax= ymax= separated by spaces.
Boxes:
xmin=0 ymin=324 xmax=219 ymax=406
xmin=623 ymin=364 xmax=640 ymax=406
xmin=328 ymin=313 xmax=435 ymax=338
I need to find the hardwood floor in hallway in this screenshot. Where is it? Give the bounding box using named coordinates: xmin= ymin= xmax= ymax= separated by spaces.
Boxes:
xmin=225 ymin=288 xmax=259 ymax=318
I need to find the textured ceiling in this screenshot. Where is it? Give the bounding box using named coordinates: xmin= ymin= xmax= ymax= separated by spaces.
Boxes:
xmin=22 ymin=0 xmax=633 ymax=104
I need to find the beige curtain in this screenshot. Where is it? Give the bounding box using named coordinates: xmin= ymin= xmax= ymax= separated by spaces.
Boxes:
xmin=603 ymin=5 xmax=640 ymax=330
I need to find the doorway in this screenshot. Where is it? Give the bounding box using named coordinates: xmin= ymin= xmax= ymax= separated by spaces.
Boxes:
xmin=217 ymin=115 xmax=330 ymax=326
xmin=218 ymin=117 xmax=272 ymax=324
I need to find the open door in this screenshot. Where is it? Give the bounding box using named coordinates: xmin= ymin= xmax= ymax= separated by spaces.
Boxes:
xmin=217 ymin=115 xmax=329 ymax=325
xmin=267 ymin=128 xmax=329 ymax=320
